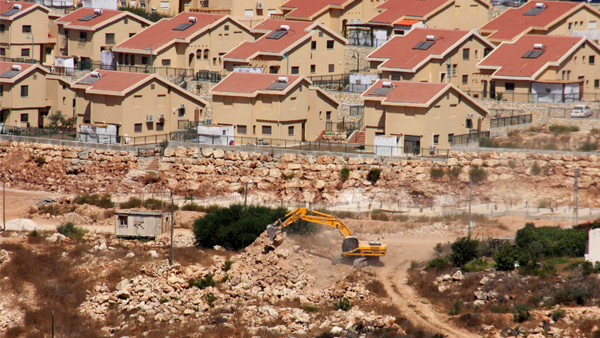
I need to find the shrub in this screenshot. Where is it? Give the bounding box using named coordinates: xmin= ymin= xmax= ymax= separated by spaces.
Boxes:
xmin=449 ymin=237 xmax=480 ymax=267
xmin=552 ymin=286 xmax=592 ymax=306
xmin=340 ymin=166 xmax=350 ymax=180
xmin=543 ymin=143 xmax=558 ymax=151
xmin=119 ymin=197 xmax=143 ymax=209
xmin=334 ymin=297 xmax=352 ymax=311
xmin=370 ymin=209 xmax=391 ymax=221
xmin=204 ymin=293 xmax=216 ymax=307
xmin=448 ymin=300 xmax=463 ymax=316
xmin=468 ymin=165 xmax=487 ymax=183
xmin=430 ymin=167 xmax=444 ymax=179
xmin=237 ymin=187 xmax=245 ymax=194
xmin=515 ymin=223 xmax=587 ymax=258
xmin=74 ymin=193 xmax=114 ymax=208
xmin=580 ymin=142 xmax=599 ymax=152
xmin=223 ymin=260 xmax=233 ymax=272
xmin=479 ymin=138 xmax=499 ymax=148
xmin=508 ymin=160 xmax=516 ymax=169
xmin=188 ymin=274 xmax=216 ymax=289
xmin=35 ymin=156 xmax=47 ymax=167
xmin=56 ymin=222 xmax=87 ymax=239
xmin=463 ymin=258 xmax=491 ymax=272
xmin=493 ymin=243 xmax=521 ymax=271
xmin=530 ymin=161 xmax=542 ymax=175
xmin=367 ymin=168 xmax=382 ymax=183
xmin=448 ymin=166 xmax=462 ymax=177
xmin=303 ymin=304 xmax=319 ymax=312
xmin=193 ymin=204 xmax=287 ymax=250
xmin=537 ymin=198 xmax=551 ymax=208
xmin=549 ymin=125 xmax=579 ymax=134
xmin=512 ymin=304 xmax=533 ymax=323
xmin=426 ymin=257 xmax=450 ymax=270
xmin=552 ymin=309 xmax=566 ymax=322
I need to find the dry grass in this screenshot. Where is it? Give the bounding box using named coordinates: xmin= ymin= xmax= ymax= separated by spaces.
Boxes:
xmin=365 ymin=279 xmax=389 ymax=298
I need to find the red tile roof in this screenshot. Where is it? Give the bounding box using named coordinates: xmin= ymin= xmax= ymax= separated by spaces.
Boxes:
xmin=480 ymin=1 xmax=584 ymax=42
xmin=211 ymin=72 xmax=303 ymax=95
xmin=363 ymin=80 xmax=449 ymax=104
xmin=115 ymin=12 xmax=226 ymax=52
xmin=224 ymin=19 xmax=313 ymax=61
xmin=281 ymin=0 xmax=350 ymax=19
xmin=0 ymin=1 xmax=38 ymax=19
xmin=478 ymin=35 xmax=583 ymax=78
xmin=368 ymin=0 xmax=451 ymax=25
xmin=74 ymin=70 xmax=151 ymax=94
xmin=0 ymin=61 xmax=36 ymax=77
xmin=56 ymin=8 xmax=123 ymax=29
xmin=368 ymin=28 xmax=472 ymax=70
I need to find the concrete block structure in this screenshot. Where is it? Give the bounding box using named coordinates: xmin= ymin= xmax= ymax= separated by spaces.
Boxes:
xmin=115 ymin=210 xmax=171 ymax=239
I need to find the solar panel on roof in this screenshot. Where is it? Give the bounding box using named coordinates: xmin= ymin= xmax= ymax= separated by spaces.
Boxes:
xmin=267 ymin=31 xmax=288 ymax=39
xmin=78 ymin=14 xmax=98 ymax=21
xmin=77 ymin=76 xmax=101 ymax=85
xmin=522 ymin=51 xmax=534 ymax=58
xmin=412 ymin=41 xmax=435 ymax=50
xmin=0 ymin=8 xmax=20 ymax=16
xmin=522 ymin=50 xmax=544 ymax=58
xmin=0 ymin=70 xmax=20 ymax=78
xmin=413 ymin=41 xmax=425 ymax=50
xmin=369 ymin=87 xmax=393 ymax=96
xmin=266 ymin=82 xmax=290 ymax=90
xmin=523 ymin=8 xmax=544 ymax=16
xmin=173 ymin=23 xmax=193 ymax=31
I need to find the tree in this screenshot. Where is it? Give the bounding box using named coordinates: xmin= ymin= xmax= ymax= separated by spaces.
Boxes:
xmin=449 ymin=237 xmax=480 ymax=267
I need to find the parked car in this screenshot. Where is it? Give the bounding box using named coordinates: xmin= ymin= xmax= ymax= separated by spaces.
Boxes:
xmin=570 ymin=105 xmax=593 ymax=118
xmin=491 ymin=0 xmax=511 ymax=5
xmin=507 ymin=0 xmax=526 ymax=6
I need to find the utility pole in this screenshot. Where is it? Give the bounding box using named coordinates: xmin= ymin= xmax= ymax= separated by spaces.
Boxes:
xmin=52 ymin=311 xmax=55 ymax=338
xmin=573 ymin=167 xmax=579 ymax=227
xmin=3 ymin=180 xmax=5 ymax=231
xmin=468 ymin=176 xmax=472 ymax=239
xmin=170 ymin=191 xmax=174 ymax=266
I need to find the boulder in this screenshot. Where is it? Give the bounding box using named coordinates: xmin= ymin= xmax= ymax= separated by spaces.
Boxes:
xmin=0 ymin=249 xmax=9 ymax=263
xmin=452 ymin=270 xmax=464 ymax=281
xmin=46 ymin=233 xmax=67 ymax=243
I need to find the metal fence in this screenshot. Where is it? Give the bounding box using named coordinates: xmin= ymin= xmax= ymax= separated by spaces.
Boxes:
xmin=489 ymin=114 xmax=533 ymax=128
xmin=348 ymin=106 xmax=364 ymax=116
xmin=488 ymin=109 xmax=525 ymax=118
xmin=463 ymin=90 xmax=586 ymax=103
xmin=548 ymin=107 xmax=600 ymax=119
xmin=195 ymin=70 xmax=225 ymax=83
xmin=308 ymin=74 xmax=375 ymax=93
xmin=450 ymin=131 xmax=491 ymax=145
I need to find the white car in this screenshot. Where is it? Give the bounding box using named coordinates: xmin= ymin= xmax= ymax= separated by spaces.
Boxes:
xmin=571 ymin=105 xmax=593 ymax=118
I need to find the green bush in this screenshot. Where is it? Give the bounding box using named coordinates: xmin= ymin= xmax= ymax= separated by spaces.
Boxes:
xmin=181 ymin=203 xmax=220 ymax=213
xmin=74 ymin=193 xmax=114 ymax=208
xmin=448 ymin=300 xmax=463 ymax=316
xmin=340 ymin=166 xmax=350 ymax=180
xmin=430 ymin=167 xmax=444 ymax=178
xmin=204 ymin=292 xmax=216 ymax=307
xmin=370 ymin=209 xmax=391 ymax=221
xmin=549 ymin=125 xmax=579 ymax=134
xmin=463 ymin=258 xmax=491 ymax=272
xmin=580 ymin=142 xmax=599 ymax=152
xmin=493 ymin=243 xmax=521 ymax=271
xmin=515 ymin=223 xmax=587 ymax=258
xmin=188 ymin=274 xmax=216 ymax=289
xmin=57 ymin=222 xmax=87 ymax=239
xmin=449 ymin=237 xmax=480 ymax=267
xmin=552 ymin=286 xmax=592 ymax=306
xmin=367 ymin=168 xmax=382 ymax=183
xmin=552 ymin=309 xmax=566 ymax=322
xmin=530 ymin=161 xmax=542 ymax=175
xmin=512 ymin=304 xmax=533 ymax=323
xmin=537 ymin=198 xmax=551 ymax=208
xmin=193 ymin=204 xmax=287 ymax=250
xmin=303 ymin=304 xmax=319 ymax=312
xmin=448 ymin=166 xmax=462 ymax=177
xmin=35 ymin=156 xmax=47 ymax=167
xmin=479 ymin=138 xmax=499 ymax=148
xmin=468 ymin=165 xmax=487 ymax=183
xmin=334 ymin=297 xmax=352 ymax=311
xmin=426 ymin=257 xmax=450 ymax=270
xmin=119 ymin=197 xmax=143 ymax=209
xmin=223 ymin=260 xmax=233 ymax=272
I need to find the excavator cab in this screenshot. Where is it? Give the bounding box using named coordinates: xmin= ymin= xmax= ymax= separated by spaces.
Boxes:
xmin=342 ymin=236 xmax=359 ymax=253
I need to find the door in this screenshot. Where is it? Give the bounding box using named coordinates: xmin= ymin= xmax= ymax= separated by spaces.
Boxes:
xmin=79 ymin=57 xmax=92 ymax=70
xmin=482 ymin=80 xmax=487 ymax=99
xmin=188 ymin=53 xmax=194 ymax=68
xmin=403 ymin=135 xmax=421 ymax=155
xmin=490 ymin=80 xmax=496 ymax=100
xmin=301 ymin=122 xmax=306 ymax=142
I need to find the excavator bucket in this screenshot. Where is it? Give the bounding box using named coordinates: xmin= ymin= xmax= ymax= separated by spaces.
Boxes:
xmin=266 ymin=223 xmax=278 ymax=242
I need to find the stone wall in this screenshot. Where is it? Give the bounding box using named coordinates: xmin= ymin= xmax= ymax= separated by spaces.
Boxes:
xmin=3 ymin=141 xmax=599 ymax=208
xmin=343 ymin=46 xmax=376 ymax=74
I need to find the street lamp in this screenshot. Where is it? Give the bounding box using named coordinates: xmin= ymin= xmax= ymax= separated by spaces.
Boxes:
xmin=351 ymin=50 xmax=360 ymax=73
xmin=26 ymin=32 xmax=34 ymax=63
xmin=244 ymin=179 xmax=253 ymax=208
xmin=145 ymin=43 xmax=153 ymax=74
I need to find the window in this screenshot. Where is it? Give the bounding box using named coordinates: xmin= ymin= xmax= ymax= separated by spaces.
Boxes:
xmin=253 ymin=125 xmax=256 ymax=135
xmin=596 ymin=79 xmax=599 ymax=88
xmin=196 ymin=49 xmax=202 ymax=59
xmin=574 ymin=56 xmax=577 ymax=64
xmin=156 ymin=122 xmax=164 ymax=131
xmin=391 ymin=74 xmax=400 ymax=81
xmin=105 ymin=33 xmax=115 ymax=44
xmin=568 ymin=22 xmax=573 ymax=30
xmin=203 ymin=49 xmax=209 ymax=60
xmin=311 ymin=41 xmax=316 ymax=50
xmin=238 ymin=125 xmax=247 ymax=134
xmin=484 ymin=48 xmax=492 ymax=57
xmin=45 ymin=47 xmax=51 ymax=55
xmin=129 ymin=33 xmax=135 ymax=38
xmin=562 ymin=70 xmax=566 ymax=80
xmin=262 ymin=125 xmax=272 ymax=135
xmin=160 ymin=1 xmax=169 ymax=9
xmin=21 ymin=48 xmax=30 ymax=57
xmin=142 ymin=56 xmax=148 ymax=64
xmin=20 ymin=85 xmax=28 ymax=97
xmin=79 ymin=31 xmax=87 ymax=42
xmin=448 ymin=134 xmax=454 ymax=143
xmin=462 ymin=75 xmax=468 ymax=84
xmin=474 ymin=50 xmax=479 ymax=58
xmin=326 ymin=111 xmax=331 ymax=120
xmin=130 ymin=0 xmax=136 ymax=6
xmin=20 ymin=114 xmax=28 ymax=122
xmin=462 ymin=48 xmax=469 ymax=60
xmin=134 ymin=123 xmax=142 ymax=133
xmin=310 ymin=64 xmax=316 ymax=73
xmin=466 ymin=119 xmax=473 ymax=129
xmin=452 ymin=64 xmax=457 ymax=77
xmin=0 ymin=48 xmax=4 ymax=56
xmin=162 ymin=59 xmax=171 ymax=66
xmin=505 ymin=82 xmax=515 ymax=91
xmin=288 ymin=126 xmax=294 ymax=136
xmin=62 ymin=97 xmax=66 ymax=105
xmin=291 ymin=66 xmax=299 ymax=74
xmin=245 ymin=9 xmax=253 ymax=17
xmin=567 ymin=70 xmax=571 ymax=81
xmin=151 ymin=84 xmax=155 ymax=90
xmin=140 ymin=1 xmax=145 ymax=8
xmin=590 ymin=21 xmax=597 ymax=29
xmin=433 ymin=134 xmax=439 ymax=145
xmin=224 ymin=25 xmax=229 ymax=31
xmin=22 ymin=25 xmax=31 ymax=33
xmin=326 ymin=40 xmax=334 ymax=49
xmin=319 ymin=31 xmax=323 ymax=37
xmin=0 ymin=24 xmax=5 ymax=32
xmin=328 ymin=64 xmax=334 ymax=73
xmin=178 ymin=107 xmax=185 ymax=117
xmin=0 ymin=84 xmax=3 ymax=96
xmin=590 ymin=55 xmax=596 ymax=64
xmin=120 ymin=1 xmax=126 ymax=7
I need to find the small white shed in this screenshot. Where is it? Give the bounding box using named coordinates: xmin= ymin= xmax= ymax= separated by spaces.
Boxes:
xmin=115 ymin=210 xmax=170 ymax=239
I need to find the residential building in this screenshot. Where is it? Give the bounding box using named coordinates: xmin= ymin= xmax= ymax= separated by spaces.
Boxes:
xmin=210 ymin=72 xmax=340 ymax=141
xmin=46 ymin=75 xmax=77 ymax=122
xmin=117 ymin=0 xmax=201 ymax=16
xmin=364 ymin=0 xmax=490 ymax=43
xmin=479 ymin=1 xmax=600 ymax=45
xmin=0 ymin=1 xmax=56 ymax=64
xmin=476 ymin=35 xmax=600 ymax=102
xmin=207 ymin=0 xmax=286 ymax=27
xmin=0 ymin=62 xmax=50 ymax=128
xmin=223 ymin=19 xmax=347 ymax=76
xmin=55 ymin=8 xmax=152 ymax=68
xmin=113 ymin=12 xmax=253 ymax=72
xmin=278 ymin=0 xmax=382 ymax=36
xmin=361 ymin=80 xmax=489 ymax=152
xmin=367 ymin=28 xmax=495 ymax=93
xmin=70 ymin=69 xmax=208 ymax=139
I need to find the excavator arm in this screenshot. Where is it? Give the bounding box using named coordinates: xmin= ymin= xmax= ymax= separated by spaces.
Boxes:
xmin=267 ymin=207 xmax=353 ymax=241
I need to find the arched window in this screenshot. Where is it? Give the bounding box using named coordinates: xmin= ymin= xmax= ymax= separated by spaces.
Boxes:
xmin=196 ymin=49 xmax=202 ymax=59
xmin=356 ymin=19 xmax=362 ymax=24
xmin=204 ymin=49 xmax=209 ymax=60
xmin=349 ymin=19 xmax=354 ymax=24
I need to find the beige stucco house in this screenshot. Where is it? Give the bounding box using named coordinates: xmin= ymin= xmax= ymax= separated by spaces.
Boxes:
xmin=118 ymin=0 xmax=201 ymax=16
xmin=479 ymin=1 xmax=600 ymax=46
xmin=55 ymin=8 xmax=152 ymax=68
xmin=362 ymin=80 xmax=488 ymax=152
xmin=367 ymin=28 xmax=495 ymax=93
xmin=113 ymin=12 xmax=253 ymax=73
xmin=477 ymin=35 xmax=600 ymax=102
xmin=210 ymin=72 xmax=339 ymax=141
xmin=46 ymin=76 xmax=77 ymax=123
xmin=0 ymin=1 xmax=56 ymax=65
xmin=207 ymin=0 xmax=286 ymax=27
xmin=70 ymin=69 xmax=207 ymax=139
xmin=0 ymin=62 xmax=51 ymax=128
xmin=223 ymin=19 xmax=347 ymax=76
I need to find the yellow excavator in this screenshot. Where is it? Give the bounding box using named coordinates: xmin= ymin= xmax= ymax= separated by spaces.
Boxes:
xmin=267 ymin=208 xmax=386 ymax=268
